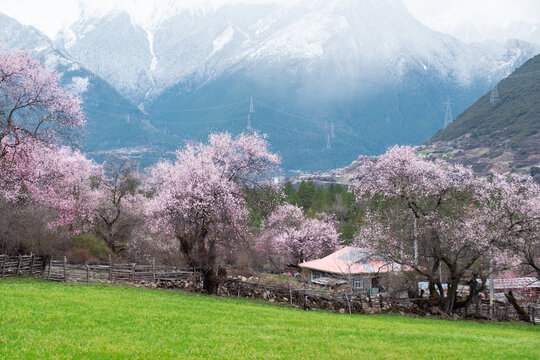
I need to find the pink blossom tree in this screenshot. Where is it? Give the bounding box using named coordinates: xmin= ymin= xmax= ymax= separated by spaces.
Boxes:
xmin=0 ymin=47 xmax=84 ymax=157
xmin=146 ymin=132 xmax=280 ymax=293
xmin=350 ymin=146 xmax=499 ymax=313
xmin=0 ymin=47 xmax=92 ymax=230
xmin=481 ymin=174 xmax=540 ymax=279
xmin=0 ymin=141 xmax=101 ymax=230
xmin=256 ymin=203 xmax=340 ymax=268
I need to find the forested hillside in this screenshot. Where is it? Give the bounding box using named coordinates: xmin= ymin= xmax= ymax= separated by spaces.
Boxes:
xmin=427 ymin=54 xmax=540 ymax=178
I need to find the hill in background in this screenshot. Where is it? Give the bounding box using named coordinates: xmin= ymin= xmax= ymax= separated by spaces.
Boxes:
xmin=425 ymin=54 xmax=540 ymax=179
xmin=1 ymin=2 xmax=539 ymax=171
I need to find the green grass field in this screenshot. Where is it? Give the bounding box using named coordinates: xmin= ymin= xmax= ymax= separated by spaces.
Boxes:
xmin=1 ymin=277 xmax=539 ymax=359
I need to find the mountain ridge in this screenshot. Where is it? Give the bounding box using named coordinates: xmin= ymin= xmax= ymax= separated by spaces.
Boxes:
xmin=1 ymin=1 xmax=539 ymax=171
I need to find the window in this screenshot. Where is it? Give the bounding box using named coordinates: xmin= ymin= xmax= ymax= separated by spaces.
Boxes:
xmin=353 ymin=279 xmax=364 ymax=289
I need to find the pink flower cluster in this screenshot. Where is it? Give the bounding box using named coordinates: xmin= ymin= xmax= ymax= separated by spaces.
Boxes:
xmin=146 ymin=132 xmax=280 ymax=254
xmin=256 ymin=203 xmax=340 ymax=264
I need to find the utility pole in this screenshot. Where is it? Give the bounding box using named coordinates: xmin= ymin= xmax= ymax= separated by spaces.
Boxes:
xmin=413 ymin=217 xmax=418 ymax=264
xmin=489 ymin=257 xmax=494 ymax=317
xmin=443 ymin=97 xmax=453 ymax=129
xmin=247 ymin=96 xmax=254 ymax=131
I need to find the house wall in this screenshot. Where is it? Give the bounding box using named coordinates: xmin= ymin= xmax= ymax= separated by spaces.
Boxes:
xmin=494 ymin=287 xmax=540 ymax=302
xmin=303 ymin=268 xmax=387 ymax=293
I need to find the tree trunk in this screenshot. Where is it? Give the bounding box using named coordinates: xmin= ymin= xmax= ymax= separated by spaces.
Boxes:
xmin=446 ymin=278 xmax=460 ymax=314
xmin=505 ymin=290 xmax=530 ymax=323
xmin=202 ymin=269 xmax=220 ymax=295
xmin=454 ymin=278 xmax=482 ymax=310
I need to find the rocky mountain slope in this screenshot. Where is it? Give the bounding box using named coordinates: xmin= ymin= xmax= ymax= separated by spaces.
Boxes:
xmin=427 ymin=54 xmax=540 ymax=179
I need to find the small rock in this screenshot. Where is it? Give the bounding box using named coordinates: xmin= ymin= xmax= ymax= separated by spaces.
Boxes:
xmin=339 ymin=308 xmax=346 ymax=314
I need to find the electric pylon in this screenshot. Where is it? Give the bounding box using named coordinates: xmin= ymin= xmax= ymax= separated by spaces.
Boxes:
xmin=326 ymin=133 xmax=331 ymax=150
xmin=443 ymin=97 xmax=453 ymax=128
xmin=247 ymin=97 xmax=254 ymax=130
xmin=489 ymin=85 xmax=499 ymax=105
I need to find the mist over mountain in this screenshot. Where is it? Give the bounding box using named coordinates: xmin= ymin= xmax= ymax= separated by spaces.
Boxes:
xmin=1 ymin=0 xmax=538 ymax=170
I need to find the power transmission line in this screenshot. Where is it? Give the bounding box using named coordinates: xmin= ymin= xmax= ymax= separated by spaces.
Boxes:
xmin=153 ymin=99 xmax=250 ymax=113
xmin=83 ymin=95 xmax=250 ymax=113
xmin=506 ymin=69 xmax=540 ymax=79
xmin=254 ymin=99 xmax=322 ymax=124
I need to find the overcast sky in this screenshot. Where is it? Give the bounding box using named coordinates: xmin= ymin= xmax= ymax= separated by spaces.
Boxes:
xmin=0 ymin=0 xmax=539 ymax=43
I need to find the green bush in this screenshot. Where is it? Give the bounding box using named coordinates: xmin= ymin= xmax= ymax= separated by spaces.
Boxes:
xmin=71 ymin=234 xmax=115 ymax=261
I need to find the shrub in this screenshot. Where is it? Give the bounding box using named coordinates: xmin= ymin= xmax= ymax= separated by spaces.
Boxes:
xmin=71 ymin=234 xmax=115 ymax=262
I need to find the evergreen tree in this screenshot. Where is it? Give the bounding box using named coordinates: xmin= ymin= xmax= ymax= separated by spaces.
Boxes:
xmin=297 ymin=179 xmax=316 ymax=210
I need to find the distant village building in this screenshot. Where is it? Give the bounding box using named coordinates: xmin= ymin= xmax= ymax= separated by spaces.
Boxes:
xmin=298 ymin=246 xmax=404 ymax=293
xmin=486 ymin=277 xmax=540 ymax=302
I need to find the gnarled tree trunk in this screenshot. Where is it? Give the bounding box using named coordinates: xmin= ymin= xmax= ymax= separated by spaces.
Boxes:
xmin=505 ymin=290 xmax=531 ymax=323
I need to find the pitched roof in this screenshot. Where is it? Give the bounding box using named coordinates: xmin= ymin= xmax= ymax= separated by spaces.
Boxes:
xmin=298 ymin=246 xmax=403 ymax=275
xmin=489 ymin=277 xmax=540 ymax=290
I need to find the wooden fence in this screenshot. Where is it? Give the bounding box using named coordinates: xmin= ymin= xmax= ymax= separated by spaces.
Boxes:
xmin=213 ymin=278 xmax=539 ymax=323
xmin=0 ymin=254 xmax=200 ymax=284
xmin=0 ymin=255 xmax=44 ymax=277
xmin=43 ymin=257 xmax=201 ymax=284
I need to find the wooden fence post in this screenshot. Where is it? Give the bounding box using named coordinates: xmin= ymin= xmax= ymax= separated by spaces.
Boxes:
xmin=86 ymin=262 xmax=89 ymax=283
xmin=152 ymin=258 xmax=156 ymax=283
xmin=15 ymin=255 xmax=22 ymax=275
xmin=30 ymin=255 xmax=35 ymax=276
xmin=63 ymin=256 xmax=67 ymax=282
xmin=1 ymin=256 xmax=6 ymax=278
xmin=345 ymin=293 xmax=352 ymax=314
xmin=48 ymin=258 xmax=52 ymax=279
xmin=108 ymin=255 xmax=112 ymax=281
xmin=289 ymin=284 xmax=293 ymax=305
xmin=130 ymin=263 xmax=135 ymax=282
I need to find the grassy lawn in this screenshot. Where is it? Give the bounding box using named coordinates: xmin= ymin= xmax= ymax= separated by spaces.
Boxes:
xmin=0 ymin=277 xmax=539 ymax=359
xmin=416 ymin=148 xmax=435 ymax=155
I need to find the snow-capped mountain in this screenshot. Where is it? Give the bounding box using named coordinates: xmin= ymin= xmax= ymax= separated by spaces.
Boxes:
xmin=437 ymin=21 xmax=540 ymax=46
xmin=1 ymin=0 xmax=539 ymax=170
xmin=53 ymin=0 xmax=538 ymax=103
